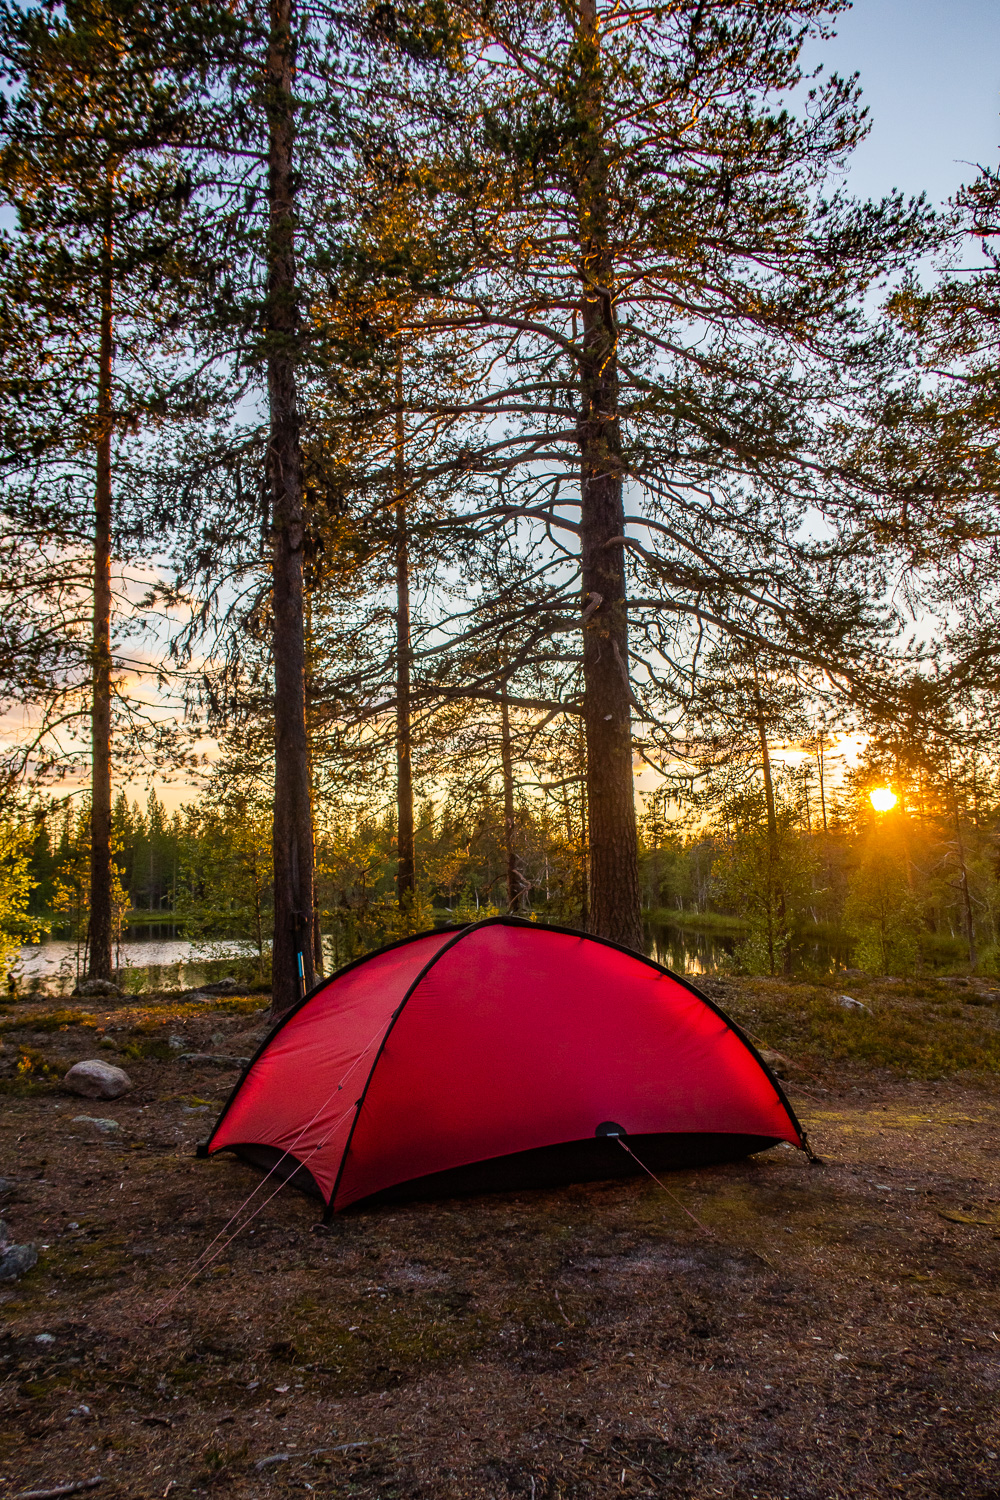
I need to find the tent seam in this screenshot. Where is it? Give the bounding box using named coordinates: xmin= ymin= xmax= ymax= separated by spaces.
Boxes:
xmin=326 ymin=916 xmax=804 ymax=1217
xmin=325 ymin=923 xmax=479 ymax=1216
xmin=203 ymin=925 xmax=467 ymax=1155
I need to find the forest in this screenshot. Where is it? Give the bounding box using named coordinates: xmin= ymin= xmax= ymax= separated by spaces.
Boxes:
xmin=3 ymin=6 xmax=1000 ymax=1498
xmin=0 ymin=0 xmax=997 ymax=1007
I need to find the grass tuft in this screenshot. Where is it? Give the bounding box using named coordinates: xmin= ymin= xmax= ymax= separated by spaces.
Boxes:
xmin=0 ymin=1008 xmax=96 ymax=1033
xmin=728 ymin=979 xmax=1000 ymax=1079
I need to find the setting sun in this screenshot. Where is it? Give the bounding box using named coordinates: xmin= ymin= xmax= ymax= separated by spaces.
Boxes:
xmin=869 ymin=787 xmax=898 ymax=813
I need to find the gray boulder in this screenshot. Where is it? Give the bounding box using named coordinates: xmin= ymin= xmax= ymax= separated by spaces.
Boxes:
xmin=62 ymin=1058 xmax=132 ymax=1099
xmin=71 ymin=978 xmax=122 ymax=998
xmin=0 ymin=1243 xmax=37 ymax=1282
xmin=72 ymin=1115 xmax=121 ymax=1133
xmin=200 ymin=978 xmax=252 ymax=996
xmin=0 ymin=1224 xmax=37 ymax=1281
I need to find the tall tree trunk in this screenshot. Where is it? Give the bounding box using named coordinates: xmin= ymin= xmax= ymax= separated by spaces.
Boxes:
xmin=751 ymin=662 xmax=786 ymax=976
xmin=267 ymin=0 xmax=314 ymax=1015
xmin=395 ymin=343 xmax=415 ymax=910
xmin=578 ymin=718 xmax=590 ymax=931
xmin=953 ymin=794 xmax=977 ymax=967
xmin=574 ymin=0 xmax=641 ymax=950
xmin=88 ymin=211 xmax=114 ymax=982
xmin=499 ymin=677 xmax=523 ymax=911
xmin=304 ymin=603 xmax=323 ymax=980
xmin=815 ymin=729 xmax=828 ymax=832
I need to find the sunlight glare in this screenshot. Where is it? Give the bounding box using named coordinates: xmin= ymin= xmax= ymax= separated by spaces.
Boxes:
xmin=869 ymin=787 xmax=898 ymax=813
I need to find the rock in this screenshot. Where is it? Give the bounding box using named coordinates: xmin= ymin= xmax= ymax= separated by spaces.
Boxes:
xmin=200 ymin=978 xmax=252 ymax=996
xmin=72 ymin=1115 xmax=121 ymax=1133
xmin=939 ymin=975 xmax=971 ymax=987
xmin=62 ymin=1059 xmax=132 ymax=1099
xmin=71 ymin=978 xmax=122 ymax=998
xmin=178 ymin=1052 xmax=250 ymax=1068
xmin=168 ymin=1036 xmax=186 ymax=1050
xmin=0 ymin=1218 xmax=9 ymax=1246
xmin=0 ymin=1178 xmax=15 ymax=1195
xmin=255 ymin=1454 xmax=290 ymax=1471
xmin=837 ymin=994 xmax=870 ymax=1012
xmin=757 ymin=1046 xmax=799 ymax=1078
xmin=0 ymin=1243 xmax=38 ymax=1281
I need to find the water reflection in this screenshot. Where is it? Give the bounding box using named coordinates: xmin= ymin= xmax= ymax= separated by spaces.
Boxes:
xmin=644 ymin=923 xmax=731 ymax=975
xmin=16 ymin=922 xmax=854 ymax=993
xmin=644 ymin=920 xmax=852 ymax=977
xmin=14 ymin=937 xmax=257 ymax=994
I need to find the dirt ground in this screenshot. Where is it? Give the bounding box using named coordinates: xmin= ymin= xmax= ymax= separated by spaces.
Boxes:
xmin=2 ymin=981 xmax=1000 ymax=1499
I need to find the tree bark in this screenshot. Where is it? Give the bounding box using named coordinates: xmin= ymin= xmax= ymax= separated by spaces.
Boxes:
xmin=88 ymin=209 xmax=114 ymax=981
xmin=815 ymin=729 xmax=828 ymax=833
xmin=267 ymin=0 xmax=314 ymax=1014
xmin=395 ymin=344 xmax=415 ymax=910
xmin=304 ymin=601 xmax=323 ymax=979
xmin=578 ymin=718 xmax=590 ymax=931
xmin=953 ymin=794 xmax=977 ymax=967
xmin=751 ymin=661 xmax=786 ymax=976
xmin=574 ymin=0 xmax=641 ymax=951
xmin=499 ymin=677 xmax=525 ymax=911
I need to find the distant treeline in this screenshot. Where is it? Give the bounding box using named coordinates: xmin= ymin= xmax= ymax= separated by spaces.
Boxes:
xmin=19 ymin=747 xmax=999 ymax=981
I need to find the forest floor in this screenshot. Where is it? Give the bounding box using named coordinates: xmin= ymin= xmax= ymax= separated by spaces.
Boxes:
xmin=1 ymin=972 xmax=1000 ymax=1499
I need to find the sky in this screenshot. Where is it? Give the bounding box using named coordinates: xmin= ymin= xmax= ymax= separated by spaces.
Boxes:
xmin=6 ymin=0 xmax=1000 ymax=816
xmin=809 ymin=0 xmax=1000 ymax=206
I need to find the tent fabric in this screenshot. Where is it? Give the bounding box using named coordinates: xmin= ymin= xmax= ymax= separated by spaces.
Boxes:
xmin=203 ymin=917 xmax=805 ymax=1213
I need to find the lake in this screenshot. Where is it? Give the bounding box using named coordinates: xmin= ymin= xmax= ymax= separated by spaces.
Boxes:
xmin=644 ymin=919 xmax=854 ymax=976
xmin=12 ymin=937 xmax=259 ymax=995
xmin=14 ymin=919 xmax=855 ymax=993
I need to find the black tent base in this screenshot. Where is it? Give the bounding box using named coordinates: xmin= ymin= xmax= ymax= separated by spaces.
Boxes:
xmin=220 ymin=1132 xmax=784 ymax=1217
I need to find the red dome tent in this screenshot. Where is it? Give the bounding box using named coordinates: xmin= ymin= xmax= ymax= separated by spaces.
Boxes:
xmin=201 ymin=918 xmax=806 ymax=1215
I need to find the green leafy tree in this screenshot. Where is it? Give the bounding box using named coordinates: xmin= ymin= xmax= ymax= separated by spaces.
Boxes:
xmin=843 ymin=827 xmax=923 ymax=977
xmin=175 ymin=787 xmax=273 ymax=982
xmin=713 ymin=791 xmax=817 ymax=976
xmin=0 ymin=815 xmax=37 ymax=987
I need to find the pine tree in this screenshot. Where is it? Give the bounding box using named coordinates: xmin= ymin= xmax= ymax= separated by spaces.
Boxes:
xmin=0 ymin=0 xmax=213 ymax=977
xmin=139 ymin=0 xmax=459 ymax=1009
xmin=878 ymin=166 xmax=1000 ymax=694
xmin=379 ymin=0 xmax=930 ymax=949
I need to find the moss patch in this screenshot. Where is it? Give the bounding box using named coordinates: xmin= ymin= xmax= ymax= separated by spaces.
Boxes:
xmin=0 ymin=1008 xmax=97 ymax=1033
xmin=725 ymin=977 xmax=1000 ymax=1079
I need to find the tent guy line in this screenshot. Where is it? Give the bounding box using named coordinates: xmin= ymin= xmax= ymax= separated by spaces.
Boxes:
xmin=145 ymin=1093 xmax=364 ymax=1323
xmin=614 ymin=1135 xmax=711 ymax=1234
xmin=174 ymin=1017 xmax=390 ymax=1284
xmin=148 ymin=1006 xmax=398 ymax=1322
